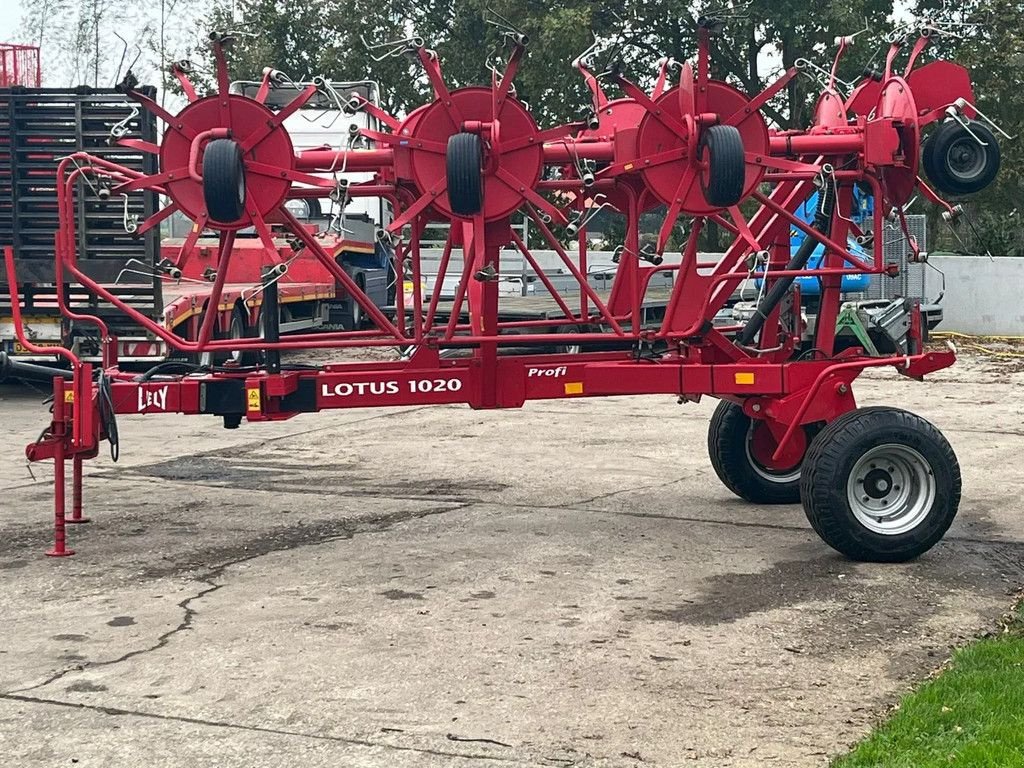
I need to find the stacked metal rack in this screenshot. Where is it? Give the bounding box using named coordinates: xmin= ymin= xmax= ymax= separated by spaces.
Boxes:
xmin=0 ymin=87 xmax=160 ymax=357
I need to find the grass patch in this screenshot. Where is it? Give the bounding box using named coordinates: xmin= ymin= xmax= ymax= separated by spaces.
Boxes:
xmin=834 ymin=603 xmax=1024 ymax=767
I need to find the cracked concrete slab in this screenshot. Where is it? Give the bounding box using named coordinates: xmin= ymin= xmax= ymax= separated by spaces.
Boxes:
xmin=0 ymin=354 xmax=1022 ymax=766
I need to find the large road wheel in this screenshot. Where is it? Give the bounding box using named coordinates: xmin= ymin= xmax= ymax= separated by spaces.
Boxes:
xmin=800 ymin=407 xmax=960 ymax=562
xmin=708 ymin=400 xmax=814 ymax=504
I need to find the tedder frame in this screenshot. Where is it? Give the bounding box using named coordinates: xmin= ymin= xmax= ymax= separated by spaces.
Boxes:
xmin=3 ymin=11 xmax=1005 ymax=562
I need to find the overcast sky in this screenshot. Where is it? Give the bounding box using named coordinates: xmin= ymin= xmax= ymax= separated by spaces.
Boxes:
xmin=1 ymin=1 xmax=27 ymax=45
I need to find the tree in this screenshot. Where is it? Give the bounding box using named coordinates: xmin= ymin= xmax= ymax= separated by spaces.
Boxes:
xmin=914 ymin=0 xmax=1024 ymax=256
xmin=18 ymin=0 xmax=202 ymax=89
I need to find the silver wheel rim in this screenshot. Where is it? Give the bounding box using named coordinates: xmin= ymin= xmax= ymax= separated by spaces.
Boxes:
xmin=745 ymin=424 xmax=801 ymax=484
xmin=846 ymin=444 xmax=936 ymax=535
xmin=946 ymin=137 xmax=985 ymax=182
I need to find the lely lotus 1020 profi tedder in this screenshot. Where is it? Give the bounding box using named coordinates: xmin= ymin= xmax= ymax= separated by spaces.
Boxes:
xmin=2 ymin=10 xmax=1006 ymax=561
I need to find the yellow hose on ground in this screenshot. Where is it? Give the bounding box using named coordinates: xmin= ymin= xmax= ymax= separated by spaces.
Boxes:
xmin=932 ymin=332 xmax=1024 ymax=359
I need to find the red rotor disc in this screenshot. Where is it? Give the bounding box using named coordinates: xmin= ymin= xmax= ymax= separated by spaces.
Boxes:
xmin=583 ymin=98 xmax=658 ymax=214
xmin=812 ymin=89 xmax=848 ymax=129
xmin=160 ymin=94 xmax=294 ymax=230
xmin=407 ymin=87 xmax=543 ymax=222
xmin=636 ymin=81 xmax=769 ymax=215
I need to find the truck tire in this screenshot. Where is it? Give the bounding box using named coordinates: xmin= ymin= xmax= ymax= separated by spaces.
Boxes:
xmin=698 ymin=125 xmax=745 ymax=208
xmin=708 ymin=400 xmax=814 ymax=504
xmin=554 ymin=324 xmax=583 ymax=354
xmin=192 ymin=306 xmax=224 ymax=367
xmin=228 ymin=305 xmax=259 ymax=367
xmin=446 ymin=132 xmax=483 ymax=216
xmin=800 ymin=407 xmax=960 ymax=562
xmin=341 ymin=274 xmax=365 ymax=331
xmin=203 ymin=138 xmax=247 ymax=223
xmin=922 ymin=120 xmax=1000 ymax=197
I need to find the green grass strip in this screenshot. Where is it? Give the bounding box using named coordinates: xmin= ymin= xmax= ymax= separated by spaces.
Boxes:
xmin=835 ymin=605 xmax=1024 ymax=767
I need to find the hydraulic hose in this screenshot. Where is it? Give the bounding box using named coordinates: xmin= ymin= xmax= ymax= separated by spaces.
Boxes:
xmin=0 ymin=350 xmax=74 ymax=384
xmin=737 ymin=173 xmax=837 ymax=347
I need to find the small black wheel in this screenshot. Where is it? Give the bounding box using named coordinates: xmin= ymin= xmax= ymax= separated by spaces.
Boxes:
xmin=698 ymin=124 xmax=745 ymax=208
xmin=203 ymin=138 xmax=247 ymax=223
xmin=446 ymin=132 xmax=483 ymax=216
xmin=921 ymin=120 xmax=1000 ymax=197
xmin=708 ymin=400 xmax=815 ymax=504
xmin=800 ymin=406 xmax=961 ymax=562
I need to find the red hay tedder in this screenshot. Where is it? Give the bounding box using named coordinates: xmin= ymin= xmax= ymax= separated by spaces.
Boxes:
xmin=2 ymin=13 xmax=1006 ymax=561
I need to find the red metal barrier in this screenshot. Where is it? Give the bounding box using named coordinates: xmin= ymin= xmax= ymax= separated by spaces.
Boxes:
xmin=0 ymin=44 xmax=41 ymax=87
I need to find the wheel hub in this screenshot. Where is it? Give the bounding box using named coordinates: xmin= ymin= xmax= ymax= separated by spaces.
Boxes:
xmin=863 ymin=467 xmax=893 ymax=499
xmin=847 ymin=444 xmax=936 ymax=535
xmin=947 ymin=138 xmax=984 ymax=179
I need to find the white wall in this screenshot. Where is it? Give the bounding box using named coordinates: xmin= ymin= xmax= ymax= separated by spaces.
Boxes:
xmin=926 ymin=255 xmax=1024 ymax=336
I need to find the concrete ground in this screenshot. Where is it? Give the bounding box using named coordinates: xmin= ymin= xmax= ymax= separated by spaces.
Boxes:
xmin=1 ymin=354 xmax=1022 ymax=767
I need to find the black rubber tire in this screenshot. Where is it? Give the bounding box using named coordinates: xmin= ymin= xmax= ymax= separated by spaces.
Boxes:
xmin=203 ymin=138 xmax=247 ymax=223
xmin=800 ymin=407 xmax=961 ymax=562
xmin=921 ymin=120 xmax=1000 ymax=197
xmin=191 ymin=306 xmax=225 ymax=367
xmin=698 ymin=124 xmax=745 ymax=208
xmin=341 ymin=274 xmax=365 ymax=331
xmin=554 ymin=324 xmax=585 ymax=354
xmin=446 ymin=132 xmax=483 ymax=216
xmin=228 ymin=305 xmax=259 ymax=367
xmin=708 ymin=400 xmax=810 ymax=504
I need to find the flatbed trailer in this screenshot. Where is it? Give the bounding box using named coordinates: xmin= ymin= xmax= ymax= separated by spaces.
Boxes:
xmin=158 ymin=228 xmax=389 ymax=351
xmin=0 ymin=86 xmax=159 ymax=361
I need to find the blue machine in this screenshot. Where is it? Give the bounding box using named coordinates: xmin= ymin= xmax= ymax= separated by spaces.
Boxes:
xmin=788 ymin=188 xmax=872 ymax=295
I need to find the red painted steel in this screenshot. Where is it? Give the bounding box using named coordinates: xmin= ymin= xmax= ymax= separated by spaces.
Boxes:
xmin=0 ymin=44 xmax=41 ymax=87
xmin=4 ymin=20 xmax=993 ymax=555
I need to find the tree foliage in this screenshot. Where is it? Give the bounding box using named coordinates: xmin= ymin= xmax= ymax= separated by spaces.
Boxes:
xmin=18 ymin=0 xmax=204 ymax=90
xmin=914 ymin=0 xmax=1024 ymax=256
xmin=199 ymin=0 xmax=893 ymax=127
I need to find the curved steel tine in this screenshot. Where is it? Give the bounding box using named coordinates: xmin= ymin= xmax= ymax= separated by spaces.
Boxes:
xmin=485 ymin=7 xmax=525 ymax=39
xmin=110 ymin=103 xmax=141 ymax=139
xmin=112 ymin=31 xmax=130 ymax=86
xmin=121 ymin=194 xmax=139 ymax=234
xmin=834 ymin=17 xmax=871 ymax=47
xmin=795 ymin=57 xmax=853 ymax=93
xmin=115 ymin=258 xmax=153 ymax=284
xmin=572 ymin=33 xmax=601 ymax=70
xmin=360 ymin=33 xmax=423 ymax=62
xmin=944 ymin=106 xmax=990 ymax=146
xmin=951 ymin=97 xmax=1017 ymax=140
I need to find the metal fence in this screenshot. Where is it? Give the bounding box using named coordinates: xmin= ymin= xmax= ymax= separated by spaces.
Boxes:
xmin=864 ymin=214 xmax=927 ymax=301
